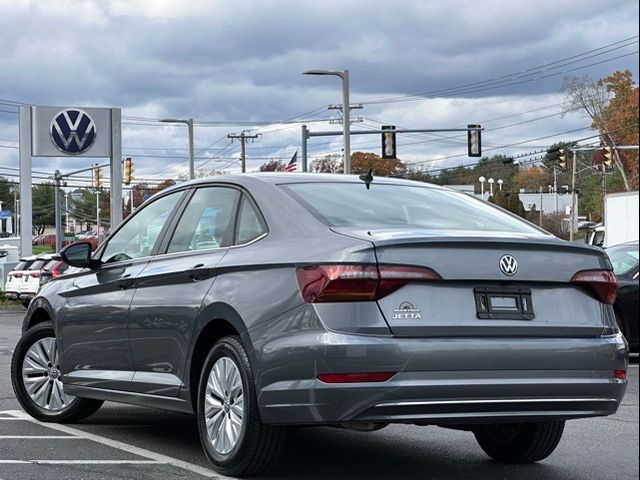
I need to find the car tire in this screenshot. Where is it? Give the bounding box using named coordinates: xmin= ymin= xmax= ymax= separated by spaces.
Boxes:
xmin=11 ymin=321 xmax=104 ymax=423
xmin=197 ymin=336 xmax=285 ymax=477
xmin=21 ymin=299 xmax=30 ymax=308
xmin=474 ymin=421 xmax=565 ymax=463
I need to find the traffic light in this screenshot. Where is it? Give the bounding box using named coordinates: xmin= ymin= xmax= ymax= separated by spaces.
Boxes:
xmin=93 ymin=166 xmax=102 ymax=189
xmin=124 ymin=157 xmax=134 ymax=185
xmin=603 ymin=146 xmax=613 ymax=169
xmin=381 ymin=125 xmax=397 ymax=159
xmin=467 ymin=124 xmax=482 ymax=157
xmin=558 ymin=148 xmax=567 ymax=171
xmin=547 ymin=146 xmax=560 ymax=161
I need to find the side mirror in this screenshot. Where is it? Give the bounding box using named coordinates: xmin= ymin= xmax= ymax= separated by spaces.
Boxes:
xmin=60 ymin=242 xmax=99 ymax=269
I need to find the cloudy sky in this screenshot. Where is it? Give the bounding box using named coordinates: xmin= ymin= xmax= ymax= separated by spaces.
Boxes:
xmin=0 ymin=0 xmax=638 ymax=186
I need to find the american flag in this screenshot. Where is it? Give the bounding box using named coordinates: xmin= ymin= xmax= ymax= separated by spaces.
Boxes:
xmin=284 ymin=151 xmax=298 ymax=172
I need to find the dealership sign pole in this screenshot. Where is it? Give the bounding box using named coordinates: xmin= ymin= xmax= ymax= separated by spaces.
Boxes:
xmin=19 ymin=106 xmax=122 ymax=256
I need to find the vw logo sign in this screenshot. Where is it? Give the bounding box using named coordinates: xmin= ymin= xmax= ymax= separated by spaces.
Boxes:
xmin=499 ymin=254 xmax=518 ymax=276
xmin=49 ymin=108 xmax=96 ymax=155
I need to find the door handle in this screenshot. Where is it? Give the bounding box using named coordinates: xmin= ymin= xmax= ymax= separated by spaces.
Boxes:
xmin=116 ymin=273 xmax=134 ymax=290
xmin=187 ymin=264 xmax=210 ymax=281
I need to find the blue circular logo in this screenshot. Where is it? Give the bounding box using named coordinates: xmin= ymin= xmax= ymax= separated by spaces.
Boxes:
xmin=49 ymin=108 xmax=96 ymax=155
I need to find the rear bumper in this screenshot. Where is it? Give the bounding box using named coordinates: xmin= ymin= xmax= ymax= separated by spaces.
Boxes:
xmin=4 ymin=290 xmax=19 ymax=300
xmin=256 ymin=332 xmax=628 ymax=426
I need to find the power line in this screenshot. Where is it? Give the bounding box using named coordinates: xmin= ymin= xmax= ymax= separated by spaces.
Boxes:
xmin=359 ymin=36 xmax=639 ymax=105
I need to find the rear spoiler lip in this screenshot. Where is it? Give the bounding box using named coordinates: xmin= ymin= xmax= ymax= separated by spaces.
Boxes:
xmin=331 ymin=227 xmax=607 ymax=253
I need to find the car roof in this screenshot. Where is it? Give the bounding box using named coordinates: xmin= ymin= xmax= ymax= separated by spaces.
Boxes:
xmin=18 ymin=256 xmax=37 ymax=262
xmin=158 ymin=173 xmax=446 ymax=195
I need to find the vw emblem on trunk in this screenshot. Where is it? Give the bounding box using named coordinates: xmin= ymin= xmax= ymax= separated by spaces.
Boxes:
xmin=50 ymin=108 xmax=96 ymax=154
xmin=499 ymin=255 xmax=518 ymax=276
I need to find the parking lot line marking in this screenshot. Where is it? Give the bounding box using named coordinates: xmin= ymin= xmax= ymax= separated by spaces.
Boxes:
xmin=0 ymin=460 xmax=162 ymax=465
xmin=4 ymin=410 xmax=235 ymax=479
xmin=0 ymin=435 xmax=83 ymax=439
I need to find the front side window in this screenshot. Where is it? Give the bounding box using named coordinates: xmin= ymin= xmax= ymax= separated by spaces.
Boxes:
xmin=101 ymin=191 xmax=183 ymax=263
xmin=282 ymin=182 xmax=545 ymax=234
xmin=167 ymin=187 xmax=239 ymax=254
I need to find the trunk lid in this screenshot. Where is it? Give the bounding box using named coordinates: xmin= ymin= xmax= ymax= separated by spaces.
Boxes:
xmin=333 ymin=227 xmax=614 ymax=337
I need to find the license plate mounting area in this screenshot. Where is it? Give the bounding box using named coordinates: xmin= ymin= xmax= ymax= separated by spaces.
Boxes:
xmin=473 ymin=287 xmax=535 ymax=320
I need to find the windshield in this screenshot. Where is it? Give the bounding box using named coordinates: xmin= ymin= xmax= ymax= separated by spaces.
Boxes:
xmin=282 ymin=182 xmax=544 ymax=234
xmin=607 ymin=244 xmax=639 ymax=276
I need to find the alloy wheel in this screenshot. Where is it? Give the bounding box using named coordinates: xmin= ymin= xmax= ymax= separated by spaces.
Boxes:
xmin=204 ymin=357 xmax=245 ymax=455
xmin=21 ymin=337 xmax=74 ymax=411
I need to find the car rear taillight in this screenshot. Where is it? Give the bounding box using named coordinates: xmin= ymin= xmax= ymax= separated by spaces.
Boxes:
xmin=614 ymin=369 xmax=627 ymax=380
xmin=13 ymin=272 xmax=23 ymax=279
xmin=318 ymin=372 xmax=396 ymax=383
xmin=296 ymin=264 xmax=441 ymax=303
xmin=50 ymin=262 xmax=63 ymax=279
xmin=570 ymin=270 xmax=618 ymax=305
xmin=29 ymin=272 xmax=41 ymax=278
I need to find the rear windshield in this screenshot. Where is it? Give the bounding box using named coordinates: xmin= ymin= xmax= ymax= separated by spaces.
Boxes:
xmin=29 ymin=260 xmax=48 ymax=271
xmin=282 ymin=182 xmax=543 ymax=234
xmin=13 ymin=261 xmax=28 ymax=271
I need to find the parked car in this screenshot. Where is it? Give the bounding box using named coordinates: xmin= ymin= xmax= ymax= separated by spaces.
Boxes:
xmin=607 ymin=241 xmax=639 ymax=353
xmin=4 ymin=256 xmax=36 ymax=301
xmin=11 ymin=174 xmax=628 ymax=476
xmin=18 ymin=254 xmax=55 ymax=307
xmin=39 ymin=257 xmax=70 ymax=286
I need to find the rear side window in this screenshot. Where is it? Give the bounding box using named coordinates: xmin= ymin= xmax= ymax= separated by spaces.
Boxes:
xmin=167 ymin=187 xmax=239 ymax=253
xmin=13 ymin=261 xmax=28 ymax=271
xmin=282 ymin=182 xmax=543 ymax=234
xmin=236 ymin=196 xmax=266 ymax=244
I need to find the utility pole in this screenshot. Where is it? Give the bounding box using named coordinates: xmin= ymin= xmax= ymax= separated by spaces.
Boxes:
xmin=54 ymin=170 xmax=62 ymax=251
xmin=65 ymin=193 xmax=69 ymax=234
xmin=96 ymin=191 xmax=101 ymax=239
xmin=570 ymin=150 xmax=578 ymax=242
xmin=227 ymin=131 xmax=260 ymax=173
xmin=539 ymin=186 xmax=544 ymax=227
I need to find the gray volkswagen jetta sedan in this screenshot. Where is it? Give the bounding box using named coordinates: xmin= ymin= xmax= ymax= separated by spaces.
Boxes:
xmin=12 ymin=173 xmax=628 ymax=476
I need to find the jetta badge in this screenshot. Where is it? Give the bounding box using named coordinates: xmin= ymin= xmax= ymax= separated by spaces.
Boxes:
xmin=499 ymin=255 xmax=518 ymax=276
xmin=50 ymin=108 xmax=97 ymax=154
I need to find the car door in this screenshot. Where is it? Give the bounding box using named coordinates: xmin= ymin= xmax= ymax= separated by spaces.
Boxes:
xmin=58 ymin=190 xmax=186 ymax=391
xmin=127 ymin=186 xmax=241 ymax=396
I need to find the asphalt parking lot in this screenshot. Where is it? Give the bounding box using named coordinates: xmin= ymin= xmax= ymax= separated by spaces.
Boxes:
xmin=0 ymin=309 xmax=638 ymax=480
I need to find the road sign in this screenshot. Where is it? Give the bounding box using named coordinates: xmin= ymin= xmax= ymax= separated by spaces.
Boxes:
xmin=0 ymin=210 xmax=11 ymax=220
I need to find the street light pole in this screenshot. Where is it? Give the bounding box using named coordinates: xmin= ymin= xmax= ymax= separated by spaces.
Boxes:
xmin=161 ymin=118 xmax=195 ymax=179
xmin=479 ymin=176 xmax=486 ymax=200
xmin=303 ymin=69 xmax=351 ymax=174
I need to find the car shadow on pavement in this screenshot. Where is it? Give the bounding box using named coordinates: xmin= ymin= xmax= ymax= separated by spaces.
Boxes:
xmin=76 ymin=405 xmax=583 ymax=480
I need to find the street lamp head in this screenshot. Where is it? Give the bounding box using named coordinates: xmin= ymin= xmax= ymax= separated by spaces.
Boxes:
xmin=497 ymin=179 xmax=504 ymax=184
xmin=488 ymin=178 xmax=494 ymax=184
xmin=303 ymin=69 xmax=345 ymax=78
xmin=479 ymin=176 xmax=486 ymax=182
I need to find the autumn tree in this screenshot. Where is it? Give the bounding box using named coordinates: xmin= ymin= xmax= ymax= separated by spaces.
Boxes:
xmin=258 ymin=160 xmax=285 ymax=172
xmin=563 ymin=70 xmax=639 ymax=190
xmin=511 ymin=165 xmax=553 ymax=192
xmin=309 ymin=154 xmax=343 ymax=173
xmin=350 ymin=151 xmax=406 ymax=177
